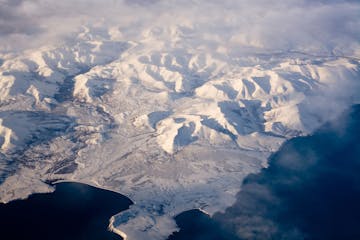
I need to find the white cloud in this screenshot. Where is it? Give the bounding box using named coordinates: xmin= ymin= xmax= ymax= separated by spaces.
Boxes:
xmin=0 ymin=0 xmax=359 ymax=55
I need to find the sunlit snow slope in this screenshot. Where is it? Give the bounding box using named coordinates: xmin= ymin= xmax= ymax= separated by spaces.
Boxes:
xmin=0 ymin=24 xmax=359 ymax=240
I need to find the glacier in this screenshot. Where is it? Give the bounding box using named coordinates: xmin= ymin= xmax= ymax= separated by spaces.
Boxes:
xmin=0 ymin=20 xmax=359 ymax=240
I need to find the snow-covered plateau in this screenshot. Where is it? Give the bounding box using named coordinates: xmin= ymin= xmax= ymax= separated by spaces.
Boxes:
xmin=0 ymin=24 xmax=359 ymax=240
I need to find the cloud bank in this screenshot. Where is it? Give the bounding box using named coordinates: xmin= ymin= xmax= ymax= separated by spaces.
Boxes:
xmin=0 ymin=0 xmax=359 ymax=56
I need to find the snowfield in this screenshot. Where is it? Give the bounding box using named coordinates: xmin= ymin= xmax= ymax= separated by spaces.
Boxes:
xmin=0 ymin=24 xmax=359 ymax=239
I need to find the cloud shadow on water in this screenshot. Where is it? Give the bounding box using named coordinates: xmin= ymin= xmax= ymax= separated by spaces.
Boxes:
xmin=214 ymin=104 xmax=360 ymax=240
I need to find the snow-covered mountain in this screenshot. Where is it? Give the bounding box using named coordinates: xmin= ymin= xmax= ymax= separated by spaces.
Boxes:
xmin=0 ymin=23 xmax=359 ymax=239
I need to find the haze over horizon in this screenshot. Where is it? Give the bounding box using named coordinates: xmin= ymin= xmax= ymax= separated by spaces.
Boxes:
xmin=1 ymin=0 xmax=359 ymax=56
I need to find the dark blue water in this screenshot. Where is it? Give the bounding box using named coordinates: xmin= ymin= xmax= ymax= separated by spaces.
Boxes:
xmin=168 ymin=209 xmax=239 ymax=240
xmin=171 ymin=105 xmax=360 ymax=240
xmin=0 ymin=182 xmax=132 ymax=240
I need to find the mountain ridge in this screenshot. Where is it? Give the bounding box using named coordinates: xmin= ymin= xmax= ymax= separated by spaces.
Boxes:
xmin=0 ymin=25 xmax=359 ymax=239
